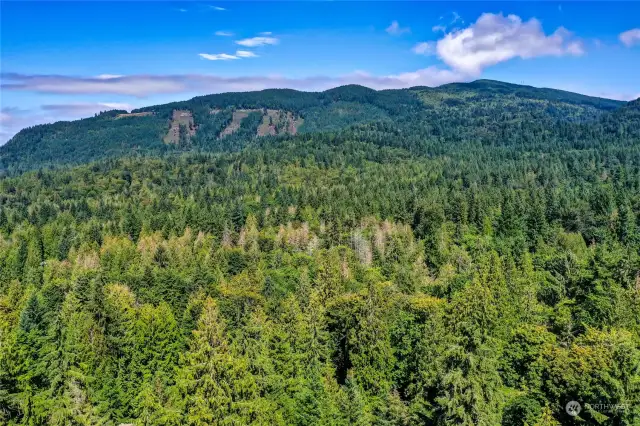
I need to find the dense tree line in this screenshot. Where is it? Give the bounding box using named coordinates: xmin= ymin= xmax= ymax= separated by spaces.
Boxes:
xmin=1 ymin=80 xmax=631 ymax=174
xmin=0 ymin=80 xmax=639 ymax=424
xmin=1 ymin=136 xmax=639 ymax=424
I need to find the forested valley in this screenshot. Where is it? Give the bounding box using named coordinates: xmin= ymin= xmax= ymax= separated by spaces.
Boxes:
xmin=0 ymin=80 xmax=639 ymax=425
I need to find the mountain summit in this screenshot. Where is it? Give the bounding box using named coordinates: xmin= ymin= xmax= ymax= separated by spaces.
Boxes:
xmin=0 ymin=80 xmax=630 ymax=173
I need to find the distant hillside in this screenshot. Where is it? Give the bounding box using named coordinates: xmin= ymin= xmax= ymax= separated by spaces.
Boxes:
xmin=1 ymin=80 xmax=639 ymax=426
xmin=0 ymin=80 xmax=630 ymax=173
xmin=411 ymin=80 xmax=622 ymax=123
xmin=434 ymin=79 xmax=622 ymax=110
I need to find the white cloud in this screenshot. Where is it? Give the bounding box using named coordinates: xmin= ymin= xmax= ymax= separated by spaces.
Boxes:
xmin=211 ymin=6 xmax=225 ymax=11
xmin=0 ymin=69 xmax=467 ymax=143
xmin=431 ymin=11 xmax=464 ymax=34
xmin=178 ymin=8 xmax=187 ymax=12
xmin=432 ymin=13 xmax=584 ymax=75
xmin=199 ymin=53 xmax=239 ymax=61
xmin=1 ymin=69 xmax=467 ymax=100
xmin=235 ymin=36 xmax=279 ymax=47
xmin=95 ymin=74 xmax=124 ymax=80
xmin=386 ymin=21 xmax=410 ymax=36
xmin=40 ymin=102 xmax=135 ymax=114
xmin=198 ymin=50 xmax=258 ymax=60
xmin=235 ymin=50 xmax=258 ymax=58
xmin=1 ymin=73 xmax=186 ymax=97
xmin=619 ymin=28 xmax=640 ymax=47
xmin=215 ymin=30 xmax=234 ymax=37
xmin=10 ymin=65 xmax=637 ymax=144
xmin=355 ymin=67 xmax=466 ymax=88
xmin=412 ymin=42 xmax=436 ymax=55
xmin=99 ymin=102 xmax=134 ymax=110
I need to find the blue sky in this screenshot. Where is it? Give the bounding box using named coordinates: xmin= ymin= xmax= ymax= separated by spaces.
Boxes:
xmin=1 ymin=1 xmax=639 ymax=143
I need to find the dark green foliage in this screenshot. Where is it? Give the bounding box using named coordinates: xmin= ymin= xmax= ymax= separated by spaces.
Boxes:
xmin=502 ymin=395 xmax=543 ymax=426
xmin=0 ymin=81 xmax=639 ymax=425
xmin=0 ymin=113 xmax=168 ymax=174
xmin=299 ymin=101 xmax=391 ymax=133
xmin=3 ymin=80 xmax=633 ymax=174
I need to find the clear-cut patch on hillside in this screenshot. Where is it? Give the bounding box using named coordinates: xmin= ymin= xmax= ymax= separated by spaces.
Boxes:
xmin=287 ymin=113 xmax=304 ymax=135
xmin=2 ymin=81 xmax=630 ymax=173
xmin=257 ymin=109 xmax=280 ymax=136
xmin=218 ymin=109 xmax=258 ymax=138
xmin=257 ymin=110 xmax=304 ymax=136
xmin=164 ymin=110 xmax=195 ymax=144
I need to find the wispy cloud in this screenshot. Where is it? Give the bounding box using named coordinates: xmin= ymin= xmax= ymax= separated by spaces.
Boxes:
xmin=1 ymin=73 xmax=186 ymax=97
xmin=235 ymin=50 xmax=258 ymax=58
xmin=211 ymin=6 xmax=225 ymax=11
xmin=432 ymin=12 xmax=464 ymax=35
xmin=199 ymin=53 xmax=239 ymax=61
xmin=0 ymin=68 xmax=467 ymax=100
xmin=414 ymin=13 xmax=584 ymax=75
xmin=178 ymin=8 xmax=187 ymax=13
xmin=95 ymin=74 xmax=124 ymax=80
xmin=385 ymin=21 xmax=410 ymax=36
xmin=10 ymin=67 xmax=632 ymax=107
xmin=0 ymin=67 xmax=467 ymax=143
xmin=199 ymin=50 xmax=258 ymax=61
xmin=451 ymin=12 xmax=463 ymax=25
xmin=235 ymin=36 xmax=279 ymax=47
xmin=215 ymin=30 xmax=234 ymax=37
xmin=412 ymin=42 xmax=436 ymax=55
xmin=619 ymin=28 xmax=640 ymax=47
xmin=4 ymin=69 xmax=468 ymax=143
xmin=8 ymin=65 xmax=636 ymax=145
xmin=40 ymin=102 xmax=135 ymax=114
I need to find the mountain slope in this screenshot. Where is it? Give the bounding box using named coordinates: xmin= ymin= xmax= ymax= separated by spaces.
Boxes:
xmin=0 ymin=80 xmax=629 ymax=174
xmin=435 ymin=79 xmax=622 ymax=110
xmin=0 ymin=82 xmax=639 ymax=426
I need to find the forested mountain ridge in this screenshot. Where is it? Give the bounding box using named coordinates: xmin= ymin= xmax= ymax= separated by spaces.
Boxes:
xmin=0 ymin=79 xmax=639 ymax=425
xmin=0 ymin=80 xmax=630 ymax=174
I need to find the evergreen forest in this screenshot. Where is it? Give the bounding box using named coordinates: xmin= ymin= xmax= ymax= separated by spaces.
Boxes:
xmin=0 ymin=80 xmax=639 ymax=425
